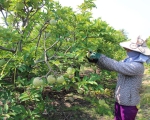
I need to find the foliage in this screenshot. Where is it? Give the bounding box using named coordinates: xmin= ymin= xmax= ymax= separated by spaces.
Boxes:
xmin=136 ymin=73 xmax=150 ymax=120
xmin=0 ymin=0 xmax=127 ymax=119
xmin=85 ymin=97 xmax=113 ymax=116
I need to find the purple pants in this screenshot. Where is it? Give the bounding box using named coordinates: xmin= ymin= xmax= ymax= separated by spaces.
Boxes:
xmin=114 ymin=102 xmax=138 ymax=120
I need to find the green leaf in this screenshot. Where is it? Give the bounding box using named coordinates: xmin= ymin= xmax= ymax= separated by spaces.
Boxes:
xmin=52 ymin=60 xmax=60 ymax=66
xmin=0 ymin=107 xmax=3 ymax=114
xmin=4 ymin=103 xmax=9 ymax=113
xmin=87 ymin=81 xmax=98 ymax=85
xmin=11 ymin=105 xmax=26 ymax=114
xmin=19 ymin=93 xmax=30 ymax=102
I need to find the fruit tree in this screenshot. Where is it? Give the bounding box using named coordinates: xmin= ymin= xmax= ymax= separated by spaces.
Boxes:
xmin=0 ymin=0 xmax=127 ymax=119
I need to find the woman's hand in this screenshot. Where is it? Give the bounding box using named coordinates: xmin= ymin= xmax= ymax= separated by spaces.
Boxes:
xmin=86 ymin=51 xmax=101 ymax=63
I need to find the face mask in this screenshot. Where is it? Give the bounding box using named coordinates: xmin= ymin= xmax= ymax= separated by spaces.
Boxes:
xmin=127 ymin=51 xmax=140 ymax=58
xmin=146 ymin=57 xmax=150 ymax=64
xmin=124 ymin=51 xmax=150 ymax=63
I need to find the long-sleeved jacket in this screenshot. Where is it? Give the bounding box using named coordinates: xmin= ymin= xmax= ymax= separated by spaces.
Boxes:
xmin=97 ymin=54 xmax=144 ymax=106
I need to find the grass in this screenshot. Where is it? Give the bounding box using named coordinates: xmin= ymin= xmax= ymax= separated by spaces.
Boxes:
xmin=136 ymin=68 xmax=150 ymax=120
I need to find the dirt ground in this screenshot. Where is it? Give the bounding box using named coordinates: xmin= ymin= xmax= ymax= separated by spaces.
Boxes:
xmin=41 ymin=69 xmax=150 ymax=120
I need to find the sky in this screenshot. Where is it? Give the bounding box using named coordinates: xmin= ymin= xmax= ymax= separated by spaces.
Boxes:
xmin=58 ymin=0 xmax=150 ymax=40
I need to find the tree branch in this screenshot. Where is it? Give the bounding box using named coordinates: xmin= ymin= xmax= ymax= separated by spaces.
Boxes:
xmin=0 ymin=10 xmax=9 ymax=26
xmin=0 ymin=46 xmax=15 ymax=53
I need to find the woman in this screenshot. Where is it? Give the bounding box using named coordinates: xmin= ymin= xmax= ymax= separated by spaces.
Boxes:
xmin=86 ymin=37 xmax=150 ymax=120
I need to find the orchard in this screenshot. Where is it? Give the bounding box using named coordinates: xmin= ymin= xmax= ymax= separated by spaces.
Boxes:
xmin=0 ymin=0 xmax=128 ymax=119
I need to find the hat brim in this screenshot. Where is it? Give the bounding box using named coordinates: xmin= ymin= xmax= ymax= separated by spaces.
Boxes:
xmin=120 ymin=41 xmax=150 ymax=55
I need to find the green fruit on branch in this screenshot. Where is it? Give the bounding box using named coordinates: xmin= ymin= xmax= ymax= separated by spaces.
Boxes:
xmin=47 ymin=75 xmax=56 ymax=84
xmin=66 ymin=67 xmax=75 ymax=75
xmin=86 ymin=52 xmax=91 ymax=58
xmin=50 ymin=19 xmax=56 ymax=25
xmin=33 ymin=77 xmax=43 ymax=87
xmin=56 ymin=75 xmax=65 ymax=84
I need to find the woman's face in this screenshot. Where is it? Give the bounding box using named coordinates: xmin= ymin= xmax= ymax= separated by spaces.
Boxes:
xmin=124 ymin=48 xmax=131 ymax=52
